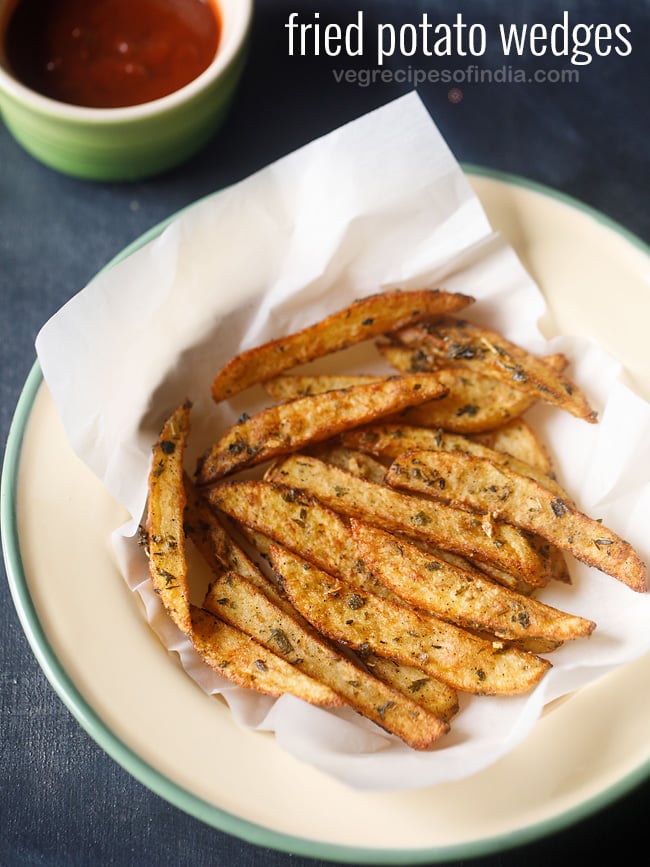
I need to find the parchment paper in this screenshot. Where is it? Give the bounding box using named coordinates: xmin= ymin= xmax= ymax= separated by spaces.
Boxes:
xmin=35 ymin=92 xmax=650 ymax=791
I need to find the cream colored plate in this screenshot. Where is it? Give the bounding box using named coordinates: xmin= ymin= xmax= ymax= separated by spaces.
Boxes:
xmin=4 ymin=169 xmax=650 ymax=864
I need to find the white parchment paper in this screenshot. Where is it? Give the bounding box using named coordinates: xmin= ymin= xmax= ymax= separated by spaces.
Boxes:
xmin=35 ymin=92 xmax=650 ymax=791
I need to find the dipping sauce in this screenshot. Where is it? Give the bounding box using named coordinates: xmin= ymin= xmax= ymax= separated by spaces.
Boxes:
xmin=4 ymin=0 xmax=221 ymax=108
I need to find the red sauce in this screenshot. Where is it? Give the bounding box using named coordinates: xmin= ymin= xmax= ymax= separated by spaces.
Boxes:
xmin=4 ymin=0 xmax=221 ymax=108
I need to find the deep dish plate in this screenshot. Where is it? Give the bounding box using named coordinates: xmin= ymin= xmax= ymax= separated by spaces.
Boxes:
xmin=3 ymin=168 xmax=650 ymax=864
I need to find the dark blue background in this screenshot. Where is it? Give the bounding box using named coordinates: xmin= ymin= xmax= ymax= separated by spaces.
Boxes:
xmin=1 ymin=1 xmax=649 ymax=865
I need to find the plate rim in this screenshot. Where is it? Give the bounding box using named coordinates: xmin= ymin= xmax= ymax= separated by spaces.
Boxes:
xmin=2 ymin=166 xmax=650 ymax=865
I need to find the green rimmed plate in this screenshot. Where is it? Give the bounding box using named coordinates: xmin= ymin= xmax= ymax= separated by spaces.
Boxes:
xmin=3 ymin=168 xmax=650 ymax=864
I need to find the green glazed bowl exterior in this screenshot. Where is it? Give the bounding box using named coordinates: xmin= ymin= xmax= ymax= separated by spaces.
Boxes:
xmin=0 ymin=0 xmax=252 ymax=181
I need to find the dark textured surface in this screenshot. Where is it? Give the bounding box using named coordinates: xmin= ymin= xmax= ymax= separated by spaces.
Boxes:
xmin=1 ymin=1 xmax=649 ymax=865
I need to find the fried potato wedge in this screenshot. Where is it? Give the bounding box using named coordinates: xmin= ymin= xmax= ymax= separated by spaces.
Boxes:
xmin=147 ymin=443 xmax=341 ymax=704
xmin=265 ymin=373 xmax=385 ymax=401
xmin=265 ymin=454 xmax=552 ymax=587
xmin=393 ymin=318 xmax=597 ymax=422
xmin=471 ymin=419 xmax=555 ymax=475
xmin=386 ymin=450 xmax=647 ymax=592
xmin=458 ymin=626 xmax=562 ymax=656
xmin=313 ymin=449 xmax=542 ymax=594
xmin=190 ymin=605 xmax=341 ymax=706
xmin=378 ymin=342 xmax=568 ymax=433
xmin=196 ymin=375 xmax=449 ymax=485
xmin=207 ymin=480 xmax=398 ymax=602
xmin=349 ymin=520 xmax=595 ymax=643
xmin=378 ymin=339 xmax=569 ymax=378
xmin=186 ymin=476 xmax=367 ymax=653
xmin=340 ymin=423 xmax=568 ymax=499
xmin=210 ymin=289 xmax=473 ymax=402
xmin=184 ymin=475 xmax=294 ymax=612
xmin=525 ymin=534 xmax=572 ymax=584
xmin=145 ymin=400 xmax=193 ymax=636
xmin=269 ymin=544 xmax=551 ymax=695
xmin=204 ymin=573 xmax=452 ymax=747
xmin=360 ymin=654 xmax=459 ymax=721
xmin=339 ymin=424 xmax=572 ymax=586
xmin=311 ymin=444 xmax=389 ymax=484
xmin=269 ymin=364 xmax=535 ymax=435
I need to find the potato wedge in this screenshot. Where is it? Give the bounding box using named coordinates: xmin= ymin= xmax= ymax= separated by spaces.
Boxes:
xmin=190 ymin=605 xmax=342 ymax=706
xmin=339 ymin=424 xmax=572 ymax=586
xmin=386 ymin=450 xmax=647 ymax=592
xmin=184 ymin=475 xmax=301 ymax=616
xmin=313 ymin=448 xmax=544 ymax=595
xmin=146 ymin=432 xmax=341 ymax=704
xmin=268 ymin=365 xmax=534 ymax=434
xmin=471 ymin=419 xmax=555 ymax=475
xmin=378 ymin=341 xmax=569 ymax=433
xmin=145 ymin=401 xmax=193 ymax=636
xmin=269 ymin=544 xmax=551 ymax=695
xmin=207 ymin=480 xmax=398 ymax=602
xmin=393 ymin=317 xmax=597 ymax=422
xmin=378 ymin=339 xmax=569 ymax=378
xmin=349 ymin=519 xmax=595 ymax=643
xmin=196 ymin=375 xmax=449 ymax=485
xmin=210 ymin=289 xmax=473 ymax=402
xmin=186 ymin=476 xmax=372 ymax=660
xmin=456 ymin=627 xmax=562 ymax=656
xmin=310 ymin=444 xmax=389 ymax=484
xmin=525 ymin=534 xmax=572 ymax=584
xmin=340 ymin=423 xmax=568 ymax=499
xmin=204 ymin=573 xmax=452 ymax=747
xmin=360 ymin=654 xmax=459 ymax=721
xmin=265 ymin=454 xmax=552 ymax=587
xmin=265 ymin=373 xmax=385 ymax=401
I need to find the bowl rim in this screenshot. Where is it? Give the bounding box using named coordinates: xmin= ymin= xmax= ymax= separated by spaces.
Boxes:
xmin=0 ymin=0 xmax=253 ymax=123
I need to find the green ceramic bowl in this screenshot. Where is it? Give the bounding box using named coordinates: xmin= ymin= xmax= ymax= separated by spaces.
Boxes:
xmin=0 ymin=0 xmax=252 ymax=181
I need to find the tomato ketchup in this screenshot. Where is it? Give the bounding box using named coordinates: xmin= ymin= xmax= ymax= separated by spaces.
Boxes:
xmin=4 ymin=0 xmax=221 ymax=108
